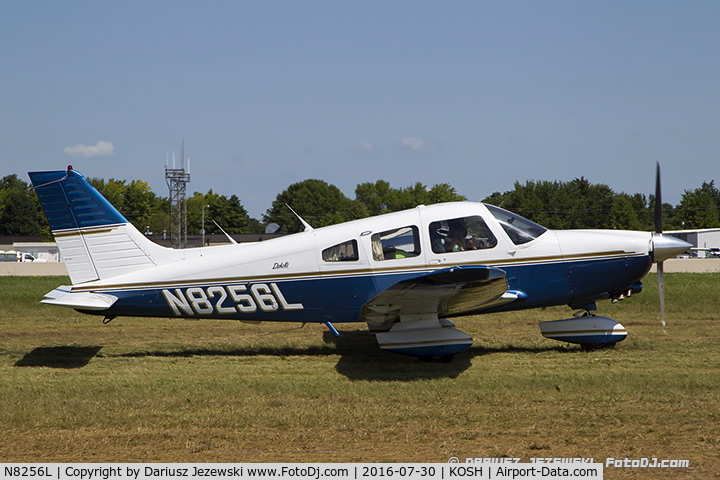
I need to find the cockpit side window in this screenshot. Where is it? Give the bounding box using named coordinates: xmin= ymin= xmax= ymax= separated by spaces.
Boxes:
xmin=485 ymin=204 xmax=547 ymax=245
xmin=429 ymin=216 xmax=498 ymax=254
xmin=322 ymin=239 xmax=359 ymax=262
xmin=371 ymin=226 xmax=421 ymax=261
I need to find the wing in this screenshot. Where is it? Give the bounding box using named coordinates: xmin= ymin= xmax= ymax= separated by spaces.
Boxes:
xmin=360 ymin=265 xmax=526 ymax=358
xmin=360 ymin=265 xmax=521 ymax=326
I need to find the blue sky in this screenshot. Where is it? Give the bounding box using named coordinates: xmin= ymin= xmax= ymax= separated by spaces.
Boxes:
xmin=2 ymin=1 xmax=719 ymax=219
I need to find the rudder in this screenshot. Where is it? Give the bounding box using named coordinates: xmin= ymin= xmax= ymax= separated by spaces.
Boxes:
xmin=29 ymin=167 xmax=174 ymax=284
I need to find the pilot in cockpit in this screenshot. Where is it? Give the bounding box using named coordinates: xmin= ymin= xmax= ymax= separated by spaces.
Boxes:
xmin=446 ymin=221 xmax=470 ymax=252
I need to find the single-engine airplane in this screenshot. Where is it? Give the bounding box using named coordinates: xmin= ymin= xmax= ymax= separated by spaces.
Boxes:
xmin=29 ymin=165 xmax=690 ymax=360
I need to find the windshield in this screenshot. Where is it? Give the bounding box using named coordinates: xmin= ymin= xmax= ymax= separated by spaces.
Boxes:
xmin=485 ymin=204 xmax=547 ymax=245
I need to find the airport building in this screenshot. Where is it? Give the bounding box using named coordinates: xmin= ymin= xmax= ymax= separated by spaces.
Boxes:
xmin=666 ymin=228 xmax=720 ymax=258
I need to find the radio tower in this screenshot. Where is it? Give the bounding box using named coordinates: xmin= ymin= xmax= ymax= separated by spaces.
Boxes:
xmin=165 ymin=141 xmax=191 ymax=249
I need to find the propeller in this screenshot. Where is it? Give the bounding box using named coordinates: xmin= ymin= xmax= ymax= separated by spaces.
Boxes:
xmin=651 ymin=162 xmax=692 ymax=333
xmin=654 ymin=162 xmax=666 ymax=333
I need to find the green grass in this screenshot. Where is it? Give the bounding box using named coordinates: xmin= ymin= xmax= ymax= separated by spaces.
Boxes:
xmin=0 ymin=275 xmax=718 ymax=479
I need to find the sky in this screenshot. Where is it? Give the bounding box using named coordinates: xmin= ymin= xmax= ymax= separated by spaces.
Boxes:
xmin=2 ymin=1 xmax=719 ymax=220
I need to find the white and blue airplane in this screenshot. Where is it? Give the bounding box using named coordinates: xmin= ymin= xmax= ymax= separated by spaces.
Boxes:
xmin=28 ymin=165 xmax=690 ymax=361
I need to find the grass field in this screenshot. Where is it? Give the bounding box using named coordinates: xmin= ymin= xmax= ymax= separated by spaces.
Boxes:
xmin=0 ymin=275 xmax=718 ymax=478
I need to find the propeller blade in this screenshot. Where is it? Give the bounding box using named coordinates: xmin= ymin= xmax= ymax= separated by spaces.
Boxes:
xmin=655 ymin=162 xmax=665 ymax=333
xmin=657 ymin=261 xmax=666 ymax=334
xmin=654 ymin=162 xmax=670 ymax=334
xmin=654 ymin=161 xmax=662 ymax=234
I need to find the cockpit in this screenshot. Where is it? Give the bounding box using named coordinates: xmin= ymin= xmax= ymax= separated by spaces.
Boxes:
xmin=428 ymin=215 xmax=498 ymax=253
xmin=484 ymin=204 xmax=547 ymax=245
xmin=320 ymin=203 xmax=550 ymax=265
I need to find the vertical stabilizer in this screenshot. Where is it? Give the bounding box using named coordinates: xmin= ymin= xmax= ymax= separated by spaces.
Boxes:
xmin=29 ymin=167 xmax=177 ymax=284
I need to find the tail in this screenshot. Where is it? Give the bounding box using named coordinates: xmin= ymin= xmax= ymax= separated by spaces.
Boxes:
xmin=29 ymin=166 xmax=180 ymax=285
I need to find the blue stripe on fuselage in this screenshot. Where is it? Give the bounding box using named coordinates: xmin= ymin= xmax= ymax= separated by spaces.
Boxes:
xmin=81 ymin=255 xmax=652 ymax=322
xmin=486 ymin=254 xmax=652 ymax=313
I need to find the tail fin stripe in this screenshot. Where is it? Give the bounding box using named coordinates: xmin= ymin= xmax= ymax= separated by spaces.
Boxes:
xmin=28 ymin=173 xmax=70 ymax=190
xmin=29 ymin=170 xmax=127 ymax=232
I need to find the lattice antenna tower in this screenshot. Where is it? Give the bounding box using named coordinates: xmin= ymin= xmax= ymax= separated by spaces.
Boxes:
xmin=165 ymin=140 xmax=191 ymax=249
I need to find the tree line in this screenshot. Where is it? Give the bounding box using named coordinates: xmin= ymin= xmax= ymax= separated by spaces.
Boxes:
xmin=484 ymin=177 xmax=720 ymax=231
xmin=2 ymin=173 xmax=720 ymax=240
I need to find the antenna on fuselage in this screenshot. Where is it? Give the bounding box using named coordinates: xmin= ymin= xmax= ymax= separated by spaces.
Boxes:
xmin=286 ymin=204 xmax=313 ymax=232
xmin=212 ymin=220 xmax=238 ymax=245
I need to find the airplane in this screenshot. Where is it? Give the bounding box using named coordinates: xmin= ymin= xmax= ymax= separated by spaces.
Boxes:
xmin=28 ymin=165 xmax=691 ymax=361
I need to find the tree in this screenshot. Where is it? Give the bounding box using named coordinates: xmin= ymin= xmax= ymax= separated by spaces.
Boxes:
xmin=484 ymin=178 xmax=639 ymax=230
xmin=89 ymin=177 xmax=164 ymax=233
xmin=565 ymin=177 xmax=615 ymax=229
xmin=264 ymin=179 xmax=361 ymax=233
xmin=224 ymin=195 xmax=252 ymax=233
xmin=187 ymin=190 xmax=253 ymax=235
xmin=12 ymin=169 xmax=720 ymax=239
xmin=497 ymin=180 xmax=561 ymax=228
xmin=676 ymin=182 xmax=720 ymax=229
xmin=610 ymin=194 xmax=642 ymax=230
xmin=89 ymin=178 xmax=127 ymax=212
xmin=0 ymin=174 xmax=47 ymax=236
xmin=699 ymin=180 xmax=720 ymax=211
xmin=355 ymin=180 xmax=396 ymax=216
xmin=647 ymin=193 xmax=679 ymax=231
xmin=426 ymin=183 xmax=466 ymax=204
xmin=355 ymin=180 xmax=466 ymax=215
xmin=393 ymin=182 xmax=466 ymax=210
xmin=123 ymin=179 xmax=158 ymax=231
xmin=629 ymin=193 xmax=653 ymax=231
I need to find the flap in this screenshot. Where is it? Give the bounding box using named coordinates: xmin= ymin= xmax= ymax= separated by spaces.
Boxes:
xmin=360 ymin=265 xmax=511 ymax=325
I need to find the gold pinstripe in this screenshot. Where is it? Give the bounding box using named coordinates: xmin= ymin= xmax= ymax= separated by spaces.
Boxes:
xmin=543 ymin=329 xmax=627 ymax=336
xmin=68 ymin=250 xmax=648 ymax=294
xmin=52 ymin=225 xmax=123 ymax=237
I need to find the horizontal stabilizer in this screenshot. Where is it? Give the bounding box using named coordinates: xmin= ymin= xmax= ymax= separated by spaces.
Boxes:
xmin=42 ymin=286 xmax=117 ymax=311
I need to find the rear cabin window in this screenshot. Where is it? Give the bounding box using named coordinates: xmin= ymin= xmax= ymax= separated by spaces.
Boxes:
xmin=429 ymin=216 xmax=498 ymax=253
xmin=371 ymin=226 xmax=421 ymax=261
xmin=322 ymin=240 xmax=359 ymax=262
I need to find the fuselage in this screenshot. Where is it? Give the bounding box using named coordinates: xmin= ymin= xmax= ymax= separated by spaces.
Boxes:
xmin=69 ymin=202 xmax=654 ymax=324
